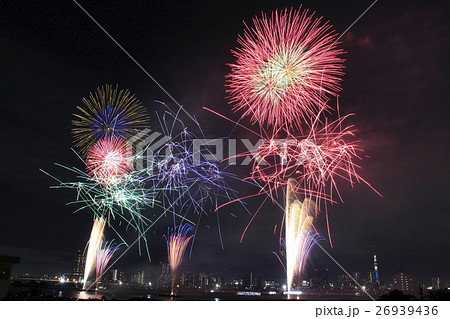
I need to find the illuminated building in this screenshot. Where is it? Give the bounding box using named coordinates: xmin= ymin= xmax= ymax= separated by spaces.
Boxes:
xmin=198 ymin=273 xmax=209 ymax=288
xmin=431 ymin=277 xmax=441 ymax=290
xmin=157 ymin=262 xmax=171 ymax=287
xmin=132 ymin=271 xmax=145 ymax=285
xmin=337 ymin=274 xmax=353 ymax=289
xmin=392 ymin=272 xmax=415 ymax=293
xmin=73 ymin=250 xmax=84 ymax=282
xmin=242 ymin=271 xmax=254 ymax=289
xmin=111 ymin=269 xmax=118 ymax=282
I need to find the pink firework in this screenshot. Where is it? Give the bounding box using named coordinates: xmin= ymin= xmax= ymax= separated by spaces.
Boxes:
xmin=226 ymin=7 xmax=345 ymax=130
xmin=247 ymin=114 xmax=379 ymax=208
xmin=86 ymin=136 xmax=133 ymax=186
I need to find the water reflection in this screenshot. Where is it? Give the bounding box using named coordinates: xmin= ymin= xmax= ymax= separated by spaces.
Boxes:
xmin=77 ymin=291 xmax=104 ymax=300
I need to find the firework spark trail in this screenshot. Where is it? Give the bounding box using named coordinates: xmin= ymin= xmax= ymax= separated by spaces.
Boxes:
xmin=206 ymin=107 xmax=378 ymax=211
xmin=72 ymin=84 xmax=149 ymax=155
xmin=147 ymin=104 xmax=247 ymax=221
xmin=95 ymin=240 xmax=120 ymax=290
xmin=42 ymin=163 xmax=156 ymax=231
xmin=41 ymin=161 xmax=198 ymax=260
xmin=77 ymin=180 xmax=199 ymax=299
xmin=164 ymin=224 xmax=194 ymax=295
xmin=226 ymin=7 xmax=345 ymax=131
xmin=86 ymin=136 xmax=133 ymax=187
xmin=83 ymin=217 xmax=106 ymax=290
xmin=45 ymin=82 xmax=156 ymax=253
xmin=285 ymin=178 xmax=323 ymax=293
xmin=137 ymin=105 xmax=255 ymax=252
xmin=248 ymin=113 xmax=381 ymax=210
xmin=257 ymin=176 xmax=375 ymax=300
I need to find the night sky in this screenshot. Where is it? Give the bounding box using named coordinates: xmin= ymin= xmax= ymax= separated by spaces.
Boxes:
xmin=1 ymin=1 xmax=449 ymax=285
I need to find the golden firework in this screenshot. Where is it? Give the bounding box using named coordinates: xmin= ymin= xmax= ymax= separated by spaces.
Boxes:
xmin=72 ymin=84 xmax=149 ymax=156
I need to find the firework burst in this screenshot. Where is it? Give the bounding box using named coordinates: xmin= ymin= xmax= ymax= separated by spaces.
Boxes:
xmin=247 ymin=114 xmax=378 ymax=209
xmin=41 ymin=159 xmax=164 ymax=258
xmin=95 ymin=240 xmax=120 ymax=290
xmin=83 ymin=217 xmax=106 ymax=290
xmin=226 ymin=7 xmax=345 ymax=130
xmin=284 ymin=178 xmax=323 ymax=292
xmin=150 ymin=106 xmax=240 ymax=217
xmin=72 ymin=84 xmax=149 ymax=155
xmin=164 ymin=224 xmax=194 ymax=295
xmin=86 ymin=136 xmax=133 ymax=187
xmin=206 ymin=107 xmax=376 ymax=209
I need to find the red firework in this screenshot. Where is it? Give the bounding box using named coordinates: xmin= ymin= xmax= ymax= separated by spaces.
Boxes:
xmin=226 ymin=7 xmax=345 ymax=130
xmin=246 ymin=114 xmax=379 ymax=208
xmin=205 ymin=106 xmax=379 ymax=209
xmin=86 ymin=136 xmax=133 ymax=186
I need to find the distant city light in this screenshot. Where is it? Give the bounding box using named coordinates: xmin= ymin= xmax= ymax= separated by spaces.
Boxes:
xmin=283 ymin=290 xmax=303 ymax=295
xmin=236 ymin=291 xmax=261 ymax=296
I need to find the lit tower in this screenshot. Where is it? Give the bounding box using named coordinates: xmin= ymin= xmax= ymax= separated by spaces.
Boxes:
xmin=373 ymin=253 xmax=380 ymax=285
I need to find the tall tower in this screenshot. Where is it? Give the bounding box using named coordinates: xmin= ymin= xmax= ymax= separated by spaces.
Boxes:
xmin=373 ymin=253 xmax=380 ymax=285
xmin=73 ymin=250 xmax=84 ymax=282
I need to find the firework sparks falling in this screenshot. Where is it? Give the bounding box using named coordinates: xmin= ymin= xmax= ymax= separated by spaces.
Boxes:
xmin=205 ymin=106 xmax=380 ymax=246
xmin=226 ymin=7 xmax=344 ymax=130
xmin=41 ymin=160 xmax=166 ymax=259
xmin=72 ymin=84 xmax=149 ymax=155
xmin=247 ymin=114 xmax=379 ymax=209
xmin=206 ymin=107 xmax=377 ymax=209
xmin=83 ymin=217 xmax=106 ymax=290
xmin=165 ymin=224 xmax=193 ymax=295
xmin=86 ymin=136 xmax=133 ymax=187
xmin=150 ymin=106 xmax=240 ymax=218
xmin=95 ymin=240 xmax=120 ymax=290
xmin=285 ymin=178 xmax=322 ymax=293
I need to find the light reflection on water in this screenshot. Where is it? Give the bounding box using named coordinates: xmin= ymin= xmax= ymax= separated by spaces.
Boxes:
xmin=77 ymin=291 xmax=104 ymax=300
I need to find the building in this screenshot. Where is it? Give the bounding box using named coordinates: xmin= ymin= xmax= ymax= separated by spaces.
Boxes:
xmin=73 ymin=250 xmax=84 ymax=282
xmin=392 ymin=272 xmax=415 ymax=293
xmin=242 ymin=271 xmax=254 ymax=289
xmin=179 ymin=272 xmax=196 ymax=288
xmin=337 ymin=274 xmax=353 ymax=290
xmin=310 ymin=268 xmax=329 ymax=289
xmin=132 ymin=271 xmax=145 ymax=285
xmin=0 ymin=255 xmax=20 ymax=300
xmin=157 ymin=262 xmax=171 ymax=288
xmin=431 ymin=277 xmax=441 ymax=290
xmin=111 ymin=269 xmax=118 ymax=282
xmin=198 ymin=273 xmax=209 ymax=288
xmin=264 ymin=280 xmax=276 ymax=289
